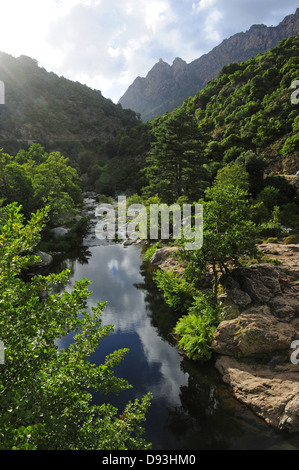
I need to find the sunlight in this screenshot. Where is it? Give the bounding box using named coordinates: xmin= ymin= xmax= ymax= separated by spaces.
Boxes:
xmin=0 ymin=1 xmax=53 ymax=57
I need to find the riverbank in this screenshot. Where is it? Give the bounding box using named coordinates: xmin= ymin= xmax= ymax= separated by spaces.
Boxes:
xmin=149 ymin=241 xmax=299 ymax=433
xmin=35 ymin=193 xmax=299 ymax=434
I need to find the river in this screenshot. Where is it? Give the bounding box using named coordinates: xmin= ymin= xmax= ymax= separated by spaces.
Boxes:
xmin=53 ymin=196 xmax=299 ymax=450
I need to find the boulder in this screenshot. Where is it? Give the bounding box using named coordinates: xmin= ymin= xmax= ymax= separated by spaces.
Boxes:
xmin=227 ymin=287 xmax=252 ymax=309
xmin=51 ymin=227 xmax=70 ymax=238
xmin=150 ymin=246 xmax=180 ymax=266
xmin=150 ymin=246 xmax=186 ymax=277
xmin=221 ymin=264 xmax=287 ymax=304
xmin=212 ymin=305 xmax=297 ymax=357
xmin=34 ymin=251 xmax=53 ymax=268
xmin=213 ymin=253 xmax=299 ymax=432
xmin=215 ymin=356 xmax=299 ymax=433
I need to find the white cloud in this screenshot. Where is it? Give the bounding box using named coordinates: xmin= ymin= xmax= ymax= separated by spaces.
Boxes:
xmin=193 ymin=0 xmax=217 ymax=12
xmin=204 ymin=8 xmax=223 ymax=41
xmin=145 ymin=0 xmax=173 ymax=32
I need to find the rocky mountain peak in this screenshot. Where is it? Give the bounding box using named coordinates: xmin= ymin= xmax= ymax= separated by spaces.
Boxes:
xmin=119 ymin=9 xmax=299 ymax=121
xmin=172 ymin=57 xmax=187 ymax=68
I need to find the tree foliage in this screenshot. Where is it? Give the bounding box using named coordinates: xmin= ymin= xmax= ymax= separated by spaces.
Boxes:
xmin=144 ymin=106 xmax=208 ymax=203
xmin=185 ymin=166 xmax=258 ymax=298
xmin=0 ymin=145 xmax=83 ymax=225
xmin=0 ymin=204 xmax=152 ymax=450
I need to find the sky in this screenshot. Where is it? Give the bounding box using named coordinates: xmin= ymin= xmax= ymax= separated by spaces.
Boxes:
xmin=0 ymin=0 xmax=298 ymax=102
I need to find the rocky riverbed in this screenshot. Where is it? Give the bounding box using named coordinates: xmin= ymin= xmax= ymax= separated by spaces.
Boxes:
xmin=150 ymin=242 xmax=299 ymax=433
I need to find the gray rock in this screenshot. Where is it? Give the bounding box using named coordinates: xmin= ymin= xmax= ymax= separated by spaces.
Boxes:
xmin=215 ymin=356 xmax=299 ymax=433
xmin=150 ymin=246 xmax=179 ymax=266
xmin=34 ymin=251 xmax=53 ymax=268
xmin=212 ymin=305 xmax=297 ymax=357
xmin=51 ymin=227 xmax=69 ymax=237
xmin=227 ymin=287 xmax=252 ymax=309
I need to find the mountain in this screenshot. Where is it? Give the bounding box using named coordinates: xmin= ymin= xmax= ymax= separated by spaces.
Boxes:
xmin=0 ymin=53 xmax=140 ymax=159
xmin=180 ymin=34 xmax=299 ymax=174
xmin=118 ymin=8 xmax=299 ymax=121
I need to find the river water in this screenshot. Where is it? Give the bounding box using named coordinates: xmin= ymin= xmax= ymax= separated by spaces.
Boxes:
xmin=53 ymin=197 xmax=299 ymax=450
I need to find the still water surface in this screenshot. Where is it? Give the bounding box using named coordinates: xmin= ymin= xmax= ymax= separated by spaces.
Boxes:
xmin=54 ymin=201 xmax=299 ymax=450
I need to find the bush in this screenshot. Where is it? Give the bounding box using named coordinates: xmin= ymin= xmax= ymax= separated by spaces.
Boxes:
xmin=283 ymin=234 xmax=297 ymax=244
xmin=174 ymin=293 xmax=221 ymax=361
xmin=259 ymin=221 xmax=284 ymax=237
xmin=281 ymin=135 xmax=299 ymax=157
xmin=263 ymin=237 xmax=278 ymax=243
xmin=154 ymin=270 xmax=195 ymax=313
xmin=280 ymin=203 xmax=299 ymax=229
xmin=263 ymin=257 xmax=282 ymax=265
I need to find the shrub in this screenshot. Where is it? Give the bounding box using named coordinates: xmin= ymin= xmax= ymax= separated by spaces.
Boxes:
xmin=263 ymin=257 xmax=282 ymax=265
xmin=283 ymin=234 xmax=297 ymax=244
xmin=174 ymin=293 xmax=221 ymax=362
xmin=263 ymin=237 xmax=278 ymax=243
xmin=154 ymin=270 xmax=195 ymax=313
xmin=259 ymin=221 xmax=284 ymax=237
xmin=281 ymin=135 xmax=299 ymax=157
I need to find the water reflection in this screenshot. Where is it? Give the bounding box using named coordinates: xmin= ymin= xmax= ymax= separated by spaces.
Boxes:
xmin=53 ymin=242 xmax=299 ymax=450
xmin=58 ymin=245 xmax=188 ymax=408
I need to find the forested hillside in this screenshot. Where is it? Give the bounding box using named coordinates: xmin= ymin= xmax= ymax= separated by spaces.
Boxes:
xmin=1 ymin=35 xmax=298 ymax=198
xmin=186 ymin=34 xmax=299 ymax=175
xmin=70 ymin=35 xmax=299 ymax=197
xmin=0 ymin=53 xmax=140 ymax=159
xmin=0 ymin=52 xmax=153 ymax=195
xmin=142 ymin=33 xmax=299 ymax=205
xmin=139 ymin=34 xmax=299 ymax=365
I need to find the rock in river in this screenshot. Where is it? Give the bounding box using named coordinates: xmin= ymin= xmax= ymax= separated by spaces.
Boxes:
xmin=34 ymin=251 xmax=53 ymax=268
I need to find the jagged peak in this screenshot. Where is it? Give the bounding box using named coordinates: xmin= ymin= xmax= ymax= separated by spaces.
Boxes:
xmin=282 ymin=6 xmax=299 ymax=19
xmin=148 ymin=59 xmax=171 ymax=74
xmin=172 ymin=57 xmax=187 ymax=66
xmin=249 ymin=23 xmax=268 ymax=31
xmin=119 ymin=9 xmax=299 ymax=121
xmin=157 ymin=58 xmax=170 ymax=66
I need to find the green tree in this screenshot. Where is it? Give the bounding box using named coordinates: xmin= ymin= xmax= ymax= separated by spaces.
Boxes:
xmin=185 ymin=166 xmax=258 ymax=300
xmin=144 ymin=107 xmax=207 ymax=203
xmin=0 ymin=204 xmax=152 ymax=450
xmin=2 ymin=162 xmax=34 ymax=217
xmin=30 ymin=151 xmax=83 ymax=225
xmin=213 ymin=163 xmax=250 ymax=192
xmin=235 ymin=151 xmax=267 ymax=197
xmin=257 ymin=186 xmax=281 ymax=212
xmin=15 ymin=144 xmax=48 ymax=165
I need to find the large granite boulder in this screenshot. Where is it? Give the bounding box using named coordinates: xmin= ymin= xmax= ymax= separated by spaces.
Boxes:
xmin=212 ymin=305 xmax=297 ymax=357
xmin=212 ymin=249 xmax=299 ymax=432
xmin=215 ymin=356 xmax=299 ymax=433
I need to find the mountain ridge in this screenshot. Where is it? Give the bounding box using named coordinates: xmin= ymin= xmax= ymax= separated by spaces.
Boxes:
xmin=118 ymin=8 xmax=299 ymax=121
xmin=0 ymin=52 xmax=140 ymax=159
